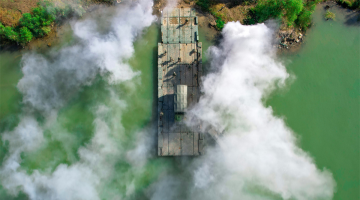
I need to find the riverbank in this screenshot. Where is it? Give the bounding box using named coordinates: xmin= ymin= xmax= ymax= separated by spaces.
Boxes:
xmin=277 ymin=1 xmax=359 ymax=53
xmin=1 ymin=0 xmax=359 ymax=52
xmin=155 ymin=0 xmax=359 ymax=52
xmin=0 ymin=0 xmax=115 ymax=50
xmin=0 ymin=2 xmax=358 ymax=199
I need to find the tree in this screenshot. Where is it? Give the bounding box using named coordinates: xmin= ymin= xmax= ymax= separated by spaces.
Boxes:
xmin=3 ymin=26 xmax=19 ymax=42
xmin=19 ymin=6 xmax=55 ymax=37
xmin=283 ymin=0 xmax=304 ymax=26
xmin=19 ymin=27 xmax=33 ymax=44
xmin=0 ymin=22 xmax=5 ymax=37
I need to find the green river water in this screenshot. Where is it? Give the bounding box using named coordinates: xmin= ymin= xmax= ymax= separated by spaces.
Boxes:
xmin=0 ymin=4 xmax=358 ymax=200
xmin=267 ymin=6 xmax=359 ymax=200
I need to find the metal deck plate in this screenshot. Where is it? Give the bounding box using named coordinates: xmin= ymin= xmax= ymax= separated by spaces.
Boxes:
xmin=158 ymin=8 xmax=203 ymax=156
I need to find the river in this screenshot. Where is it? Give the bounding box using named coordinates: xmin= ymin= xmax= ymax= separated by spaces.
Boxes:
xmin=267 ymin=5 xmax=360 ymax=200
xmin=0 ymin=3 xmax=358 ymax=200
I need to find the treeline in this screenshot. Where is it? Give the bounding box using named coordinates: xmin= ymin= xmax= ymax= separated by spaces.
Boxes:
xmin=196 ymin=0 xmax=359 ymax=31
xmin=246 ymin=0 xmax=324 ymax=30
xmin=247 ymin=0 xmax=359 ymax=30
xmin=0 ymin=1 xmax=85 ymax=45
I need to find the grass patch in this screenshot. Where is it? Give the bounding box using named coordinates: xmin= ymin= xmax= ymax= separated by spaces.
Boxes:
xmin=0 ymin=7 xmax=22 ymax=26
xmin=325 ymin=10 xmax=336 ymax=20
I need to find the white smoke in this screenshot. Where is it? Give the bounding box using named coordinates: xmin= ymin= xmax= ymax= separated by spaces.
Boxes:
xmin=147 ymin=22 xmax=336 ymax=200
xmin=0 ymin=102 xmax=121 ymax=200
xmin=0 ymin=0 xmax=156 ymax=199
xmin=17 ymin=0 xmax=155 ymax=114
xmin=1 ymin=2 xmax=337 ymax=199
xmin=184 ymin=22 xmax=336 ymax=200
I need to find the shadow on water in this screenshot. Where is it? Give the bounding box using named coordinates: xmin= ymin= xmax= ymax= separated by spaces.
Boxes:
xmin=344 ymin=11 xmax=360 ymax=26
xmin=151 ymin=45 xmax=159 ymax=157
xmin=323 ymin=2 xmax=360 ymax=26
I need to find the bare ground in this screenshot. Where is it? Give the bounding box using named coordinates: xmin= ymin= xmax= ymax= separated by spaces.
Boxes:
xmin=0 ymin=0 xmax=39 ymax=26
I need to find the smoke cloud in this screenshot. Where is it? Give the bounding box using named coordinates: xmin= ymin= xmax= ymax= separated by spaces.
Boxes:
xmin=183 ymin=22 xmax=336 ymax=200
xmin=1 ymin=1 xmax=336 ymax=199
xmin=147 ymin=22 xmax=335 ymax=200
xmin=17 ymin=0 xmax=155 ymax=114
xmin=1 ymin=101 xmax=123 ymax=200
xmin=1 ymin=0 xmax=156 ymax=199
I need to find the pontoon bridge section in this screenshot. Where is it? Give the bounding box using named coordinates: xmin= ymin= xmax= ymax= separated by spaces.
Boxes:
xmin=157 ymin=8 xmax=204 ymax=156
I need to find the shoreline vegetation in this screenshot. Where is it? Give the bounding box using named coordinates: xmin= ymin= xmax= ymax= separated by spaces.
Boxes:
xmin=0 ymin=0 xmax=359 ymax=50
xmin=325 ymin=10 xmax=336 ymax=19
xmin=193 ymin=0 xmax=359 ymax=51
xmin=0 ymin=0 xmax=114 ymax=47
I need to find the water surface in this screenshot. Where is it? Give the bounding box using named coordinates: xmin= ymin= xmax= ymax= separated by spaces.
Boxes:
xmin=267 ymin=5 xmax=360 ymax=200
xmin=0 ymin=4 xmax=359 ymax=200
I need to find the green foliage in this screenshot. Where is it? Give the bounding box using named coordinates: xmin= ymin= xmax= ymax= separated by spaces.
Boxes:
xmin=295 ymin=8 xmax=313 ymax=30
xmin=19 ymin=6 xmax=55 ymax=37
xmin=245 ymin=0 xmax=326 ymax=30
xmin=0 ymin=22 xmax=4 ymax=34
xmin=1 ymin=0 xmax=86 ymax=45
xmin=19 ymin=27 xmax=33 ymax=44
xmin=251 ymin=0 xmax=285 ymax=23
xmin=250 ymin=0 xmax=304 ymax=26
xmin=3 ymin=26 xmax=19 ymax=42
xmin=283 ymin=0 xmax=304 ymax=25
xmin=337 ymin=0 xmax=360 ymax=9
xmin=295 ymin=1 xmax=316 ymax=30
xmin=50 ymin=4 xmax=86 ymax=21
xmin=196 ymin=0 xmax=212 ymax=12
xmin=196 ymin=0 xmax=226 ymax=30
xmin=337 ymin=0 xmax=352 ymax=7
xmin=325 ymin=10 xmax=336 ymax=20
xmin=215 ymin=17 xmax=225 ymax=30
xmin=352 ymin=0 xmax=360 ymax=9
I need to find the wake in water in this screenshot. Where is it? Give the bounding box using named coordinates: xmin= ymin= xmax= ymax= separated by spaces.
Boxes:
xmin=0 ymin=0 xmax=335 ymax=199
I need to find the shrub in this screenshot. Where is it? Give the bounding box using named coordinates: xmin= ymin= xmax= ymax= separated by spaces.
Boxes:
xmin=337 ymin=0 xmax=353 ymax=7
xmin=51 ymin=4 xmax=85 ymax=22
xmin=352 ymin=0 xmax=360 ymax=9
xmin=0 ymin=22 xmax=4 ymax=33
xmin=337 ymin=0 xmax=360 ymax=9
xmin=196 ymin=0 xmax=228 ymax=30
xmin=1 ymin=1 xmax=86 ymax=45
xmin=19 ymin=6 xmax=55 ymax=37
xmin=41 ymin=26 xmax=52 ymax=35
xmin=283 ymin=0 xmax=304 ymax=26
xmin=295 ymin=2 xmax=316 ymax=30
xmin=215 ymin=17 xmax=225 ymax=30
xmin=3 ymin=26 xmax=19 ymax=42
xmin=19 ymin=27 xmax=33 ymax=44
xmin=325 ymin=11 xmax=336 ymax=20
xmin=251 ymin=0 xmax=304 ymax=26
xmin=196 ymin=0 xmax=212 ymax=12
xmin=296 ymin=9 xmax=313 ymax=30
